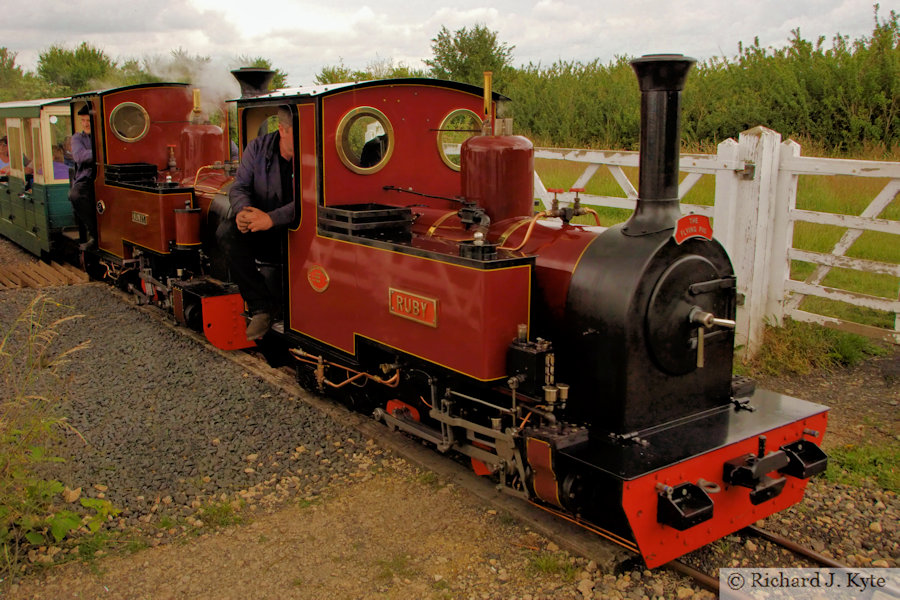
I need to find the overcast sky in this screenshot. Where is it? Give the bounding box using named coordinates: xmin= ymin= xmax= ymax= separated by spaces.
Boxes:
xmin=2 ymin=0 xmax=882 ymax=89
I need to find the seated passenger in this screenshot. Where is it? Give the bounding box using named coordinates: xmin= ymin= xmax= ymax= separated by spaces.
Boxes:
xmin=0 ymin=136 xmax=34 ymax=186
xmin=0 ymin=136 xmax=35 ymax=187
xmin=22 ymin=156 xmax=34 ymax=190
xmin=218 ymin=106 xmax=295 ymax=340
xmin=62 ymin=136 xmax=75 ymax=168
xmin=52 ymin=145 xmax=69 ymax=179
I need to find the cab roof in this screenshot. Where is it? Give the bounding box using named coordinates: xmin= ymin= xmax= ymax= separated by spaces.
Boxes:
xmin=71 ymin=82 xmax=189 ymax=100
xmin=230 ymin=78 xmax=510 ymax=103
xmin=0 ymin=97 xmax=70 ymax=116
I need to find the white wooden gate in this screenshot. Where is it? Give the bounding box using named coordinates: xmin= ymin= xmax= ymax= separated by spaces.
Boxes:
xmin=533 ymin=127 xmax=900 ymax=356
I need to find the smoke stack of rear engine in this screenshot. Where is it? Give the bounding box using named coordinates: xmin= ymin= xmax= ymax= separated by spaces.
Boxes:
xmin=231 ymin=68 xmax=276 ymax=98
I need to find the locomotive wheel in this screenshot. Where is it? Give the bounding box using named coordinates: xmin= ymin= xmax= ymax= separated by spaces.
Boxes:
xmin=560 ymin=472 xmax=586 ymax=514
xmin=183 ymin=300 xmax=202 ymax=331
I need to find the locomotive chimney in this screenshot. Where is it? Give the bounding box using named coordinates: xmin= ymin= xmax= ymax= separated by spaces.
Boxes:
xmin=231 ymin=68 xmax=276 ymax=98
xmin=623 ymin=54 xmax=695 ymax=236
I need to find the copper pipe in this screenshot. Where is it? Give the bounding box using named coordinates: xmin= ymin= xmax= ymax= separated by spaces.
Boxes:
xmin=499 ymin=211 xmax=548 ymax=251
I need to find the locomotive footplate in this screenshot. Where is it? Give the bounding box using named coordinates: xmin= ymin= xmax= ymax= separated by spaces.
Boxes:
xmin=575 ymin=388 xmax=828 ymax=480
xmin=542 ymin=388 xmax=828 ymax=568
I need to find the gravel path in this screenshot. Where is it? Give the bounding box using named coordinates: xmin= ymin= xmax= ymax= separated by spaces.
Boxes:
xmin=0 ymin=243 xmax=897 ymax=599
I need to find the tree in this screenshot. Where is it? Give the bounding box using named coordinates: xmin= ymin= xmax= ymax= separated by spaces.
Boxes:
xmin=0 ymin=48 xmax=23 ymax=88
xmin=315 ymin=57 xmax=425 ymax=85
xmin=1 ymin=47 xmax=66 ymax=100
xmin=425 ymin=24 xmax=514 ymax=89
xmin=315 ymin=60 xmax=358 ymax=84
xmin=112 ymin=58 xmax=162 ymax=87
xmin=37 ymin=42 xmax=115 ymax=92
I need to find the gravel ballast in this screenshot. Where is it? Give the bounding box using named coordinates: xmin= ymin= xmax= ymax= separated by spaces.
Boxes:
xmin=1 ymin=284 xmax=368 ymax=531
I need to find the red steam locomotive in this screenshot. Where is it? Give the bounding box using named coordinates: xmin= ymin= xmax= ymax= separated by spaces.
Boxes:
xmin=53 ymin=55 xmax=829 ymax=568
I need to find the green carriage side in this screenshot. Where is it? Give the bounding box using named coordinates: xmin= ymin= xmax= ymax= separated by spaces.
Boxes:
xmin=0 ymin=98 xmax=75 ymax=257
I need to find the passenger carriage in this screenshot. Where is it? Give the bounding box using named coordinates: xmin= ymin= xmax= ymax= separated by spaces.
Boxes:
xmin=0 ymin=98 xmax=76 ymax=256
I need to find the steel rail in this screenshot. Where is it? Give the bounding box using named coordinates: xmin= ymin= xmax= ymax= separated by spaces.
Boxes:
xmin=745 ymin=525 xmax=848 ymax=569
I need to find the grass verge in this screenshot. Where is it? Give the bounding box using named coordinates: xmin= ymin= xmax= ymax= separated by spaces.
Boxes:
xmin=525 ymin=551 xmax=578 ymax=581
xmin=740 ymin=319 xmax=889 ymax=377
xmin=825 ymin=443 xmax=899 ymax=493
xmin=0 ymin=294 xmax=97 ymax=581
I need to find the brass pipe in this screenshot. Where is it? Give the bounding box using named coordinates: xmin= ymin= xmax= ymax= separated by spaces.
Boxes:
xmin=581 ymin=207 xmax=602 ymax=226
xmin=426 ymin=210 xmax=459 ymax=237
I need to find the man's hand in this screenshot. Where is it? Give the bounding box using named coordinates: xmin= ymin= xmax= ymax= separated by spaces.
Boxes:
xmin=235 ymin=207 xmax=274 ymax=233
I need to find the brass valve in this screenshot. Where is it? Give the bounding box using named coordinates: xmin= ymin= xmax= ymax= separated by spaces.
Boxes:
xmin=689 ymin=307 xmax=736 ymax=329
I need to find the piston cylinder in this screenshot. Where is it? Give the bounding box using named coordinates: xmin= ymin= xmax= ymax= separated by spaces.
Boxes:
xmin=461 ymin=135 xmax=534 ymax=224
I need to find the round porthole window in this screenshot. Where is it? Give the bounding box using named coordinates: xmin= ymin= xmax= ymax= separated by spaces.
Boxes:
xmin=335 ymin=107 xmax=393 ymax=174
xmin=110 ymin=102 xmax=150 ymax=142
xmin=437 ymin=109 xmax=482 ymax=171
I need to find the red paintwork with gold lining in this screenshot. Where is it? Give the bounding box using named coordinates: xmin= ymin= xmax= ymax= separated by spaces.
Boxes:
xmin=284 ymin=86 xmax=536 ymax=381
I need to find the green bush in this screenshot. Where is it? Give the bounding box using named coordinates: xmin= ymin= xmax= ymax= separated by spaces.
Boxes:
xmin=505 ymin=8 xmax=898 ymax=154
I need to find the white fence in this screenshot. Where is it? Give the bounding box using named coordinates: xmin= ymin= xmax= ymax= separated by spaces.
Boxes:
xmin=533 ymin=126 xmax=900 ymax=356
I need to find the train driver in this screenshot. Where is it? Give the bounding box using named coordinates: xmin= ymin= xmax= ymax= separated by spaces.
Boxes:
xmin=69 ymin=104 xmax=97 ymax=249
xmin=222 ymin=106 xmax=295 ymax=341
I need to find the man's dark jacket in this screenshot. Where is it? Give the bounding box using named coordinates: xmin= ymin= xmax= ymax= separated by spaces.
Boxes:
xmin=229 ymin=131 xmax=294 ymax=227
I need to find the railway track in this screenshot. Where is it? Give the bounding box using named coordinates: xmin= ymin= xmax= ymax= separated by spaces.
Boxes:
xmin=667 ymin=524 xmax=853 ymax=595
xmin=745 ymin=525 xmax=849 ymax=569
xmin=0 ymin=259 xmax=89 ymax=290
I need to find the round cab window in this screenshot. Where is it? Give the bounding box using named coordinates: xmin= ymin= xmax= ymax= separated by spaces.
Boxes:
xmin=110 ymin=102 xmax=150 ymax=142
xmin=437 ymin=109 xmax=482 ymax=171
xmin=335 ymin=107 xmax=393 ymax=174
